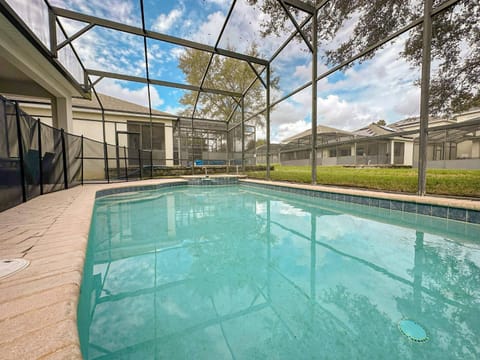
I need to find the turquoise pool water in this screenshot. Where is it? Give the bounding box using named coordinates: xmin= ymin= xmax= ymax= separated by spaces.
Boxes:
xmin=78 ymin=185 xmax=480 ymax=359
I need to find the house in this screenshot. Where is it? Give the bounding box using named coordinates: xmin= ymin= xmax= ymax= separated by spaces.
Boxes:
xmin=255 ymin=143 xmax=282 ymax=164
xmin=280 ymin=125 xmax=354 ymax=166
xmin=277 ymin=109 xmax=480 ymax=169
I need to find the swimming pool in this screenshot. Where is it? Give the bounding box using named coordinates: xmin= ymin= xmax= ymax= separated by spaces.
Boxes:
xmin=78 ymin=184 xmax=480 ymax=359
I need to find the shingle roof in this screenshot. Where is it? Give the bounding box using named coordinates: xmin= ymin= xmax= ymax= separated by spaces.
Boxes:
xmin=282 ymin=124 xmax=353 ymax=143
xmin=388 ymin=116 xmax=419 ymax=129
xmin=388 ymin=116 xmax=454 ymax=131
xmin=353 ymin=123 xmax=396 ymax=137
xmin=72 ymin=93 xmax=172 ymax=117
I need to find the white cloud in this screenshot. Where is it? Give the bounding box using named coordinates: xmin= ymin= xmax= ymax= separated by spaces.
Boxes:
xmin=192 ymin=11 xmax=226 ymax=45
xmin=269 ymin=94 xmax=311 ymax=142
xmin=293 ymin=63 xmax=312 ymax=83
xmin=313 ymin=32 xmax=421 ymax=126
xmin=161 ymin=105 xmax=185 ymax=116
xmin=212 ymin=0 xmax=294 ymax=57
xmin=275 ymin=120 xmax=310 ymax=143
xmin=393 ymin=87 xmax=421 ymax=117
xmin=152 ymin=8 xmax=183 ymax=33
xmin=317 ymin=95 xmax=381 ymax=130
xmin=204 ymin=0 xmax=230 ymax=7
xmin=169 ymin=47 xmax=186 ymax=60
xmin=70 ymin=26 xmax=146 ymax=78
xmin=50 ymin=0 xmax=140 ymax=26
xmin=271 ymin=95 xmax=309 ymax=124
xmin=96 ymin=78 xmax=164 ymax=108
xmin=322 ymin=12 xmax=361 ymax=52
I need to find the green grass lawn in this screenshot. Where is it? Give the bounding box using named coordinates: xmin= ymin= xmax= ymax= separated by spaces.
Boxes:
xmin=245 ymin=165 xmax=480 ymax=197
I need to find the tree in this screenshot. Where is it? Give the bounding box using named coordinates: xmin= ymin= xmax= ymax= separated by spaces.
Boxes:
xmin=375 ymin=119 xmax=387 ymax=126
xmin=177 ymin=44 xmax=276 ymax=125
xmin=247 ymin=0 xmax=479 ymax=115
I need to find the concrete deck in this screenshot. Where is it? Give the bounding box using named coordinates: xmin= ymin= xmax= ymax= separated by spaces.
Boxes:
xmin=0 ymin=178 xmax=478 ymax=359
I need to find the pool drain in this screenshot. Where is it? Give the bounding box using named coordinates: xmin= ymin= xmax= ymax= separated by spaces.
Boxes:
xmin=0 ymin=259 xmax=30 ymax=280
xmin=398 ymin=319 xmax=428 ymax=342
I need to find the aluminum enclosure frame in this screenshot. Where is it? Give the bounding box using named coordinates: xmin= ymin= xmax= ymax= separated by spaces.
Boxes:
xmin=0 ymin=0 xmax=466 ymax=195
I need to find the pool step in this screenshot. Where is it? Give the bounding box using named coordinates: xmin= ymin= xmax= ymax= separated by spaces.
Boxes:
xmin=182 ymin=175 xmax=243 ymax=185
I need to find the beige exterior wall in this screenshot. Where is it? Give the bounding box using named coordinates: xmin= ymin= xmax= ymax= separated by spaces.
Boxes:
xmin=457 ymin=141 xmax=473 ymax=159
xmin=472 ymin=140 xmax=480 ymax=158
xmin=18 ymin=103 xmax=53 ymax=126
xmin=18 ymin=103 xmax=174 ymax=166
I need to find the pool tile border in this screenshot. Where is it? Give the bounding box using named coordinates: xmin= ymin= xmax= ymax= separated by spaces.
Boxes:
xmin=240 ymin=180 xmax=480 ymax=225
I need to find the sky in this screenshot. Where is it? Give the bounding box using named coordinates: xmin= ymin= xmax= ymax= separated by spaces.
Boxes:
xmin=8 ymin=0 xmax=425 ymax=143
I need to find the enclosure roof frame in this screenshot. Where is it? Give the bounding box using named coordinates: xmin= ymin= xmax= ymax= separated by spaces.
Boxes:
xmin=0 ymin=0 xmax=469 ymax=196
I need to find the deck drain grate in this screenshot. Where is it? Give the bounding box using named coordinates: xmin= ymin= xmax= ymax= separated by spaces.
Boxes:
xmin=0 ymin=259 xmax=30 ymax=280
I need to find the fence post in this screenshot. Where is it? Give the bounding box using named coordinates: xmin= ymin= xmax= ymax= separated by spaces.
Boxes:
xmin=138 ymin=149 xmax=143 ymax=179
xmin=104 ymin=142 xmax=110 ymax=183
xmin=14 ymin=103 xmax=27 ymax=203
xmin=81 ymin=135 xmax=84 ymax=185
xmin=116 ymin=144 xmax=120 ymax=180
xmin=38 ymin=120 xmax=44 ymax=194
xmin=115 ymin=131 xmax=120 ymax=180
xmin=124 ymin=146 xmax=128 ymax=181
xmin=61 ymin=129 xmax=68 ymax=189
xmin=150 ymin=150 xmax=153 ymax=179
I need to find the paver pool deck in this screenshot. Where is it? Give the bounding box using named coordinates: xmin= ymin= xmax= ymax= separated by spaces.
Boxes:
xmin=0 ymin=178 xmax=479 ymax=359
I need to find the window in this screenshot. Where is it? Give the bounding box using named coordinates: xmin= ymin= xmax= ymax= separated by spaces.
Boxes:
xmin=394 ymin=142 xmax=404 ymax=156
xmin=432 ymin=143 xmax=443 ymax=160
xmin=127 ymin=121 xmax=164 ymax=150
xmin=329 ymin=148 xmax=337 ymax=157
xmin=356 ymin=145 xmax=365 ymax=156
xmin=367 ymin=144 xmax=378 ymax=156
xmin=339 ymin=147 xmax=351 ymax=157
xmin=281 ymin=152 xmax=295 ymax=161
xmin=151 ymin=124 xmax=165 ymax=150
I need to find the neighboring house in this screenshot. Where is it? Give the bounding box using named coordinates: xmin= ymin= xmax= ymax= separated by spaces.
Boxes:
xmin=348 ymin=123 xmax=415 ymax=166
xmin=5 ymin=93 xmax=175 ymax=166
xmin=392 ymin=109 xmax=480 ymax=169
xmin=276 ymin=109 xmax=480 ymax=169
xmin=279 ymin=125 xmax=356 ymax=166
xmin=256 ymin=143 xmax=282 ymax=164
